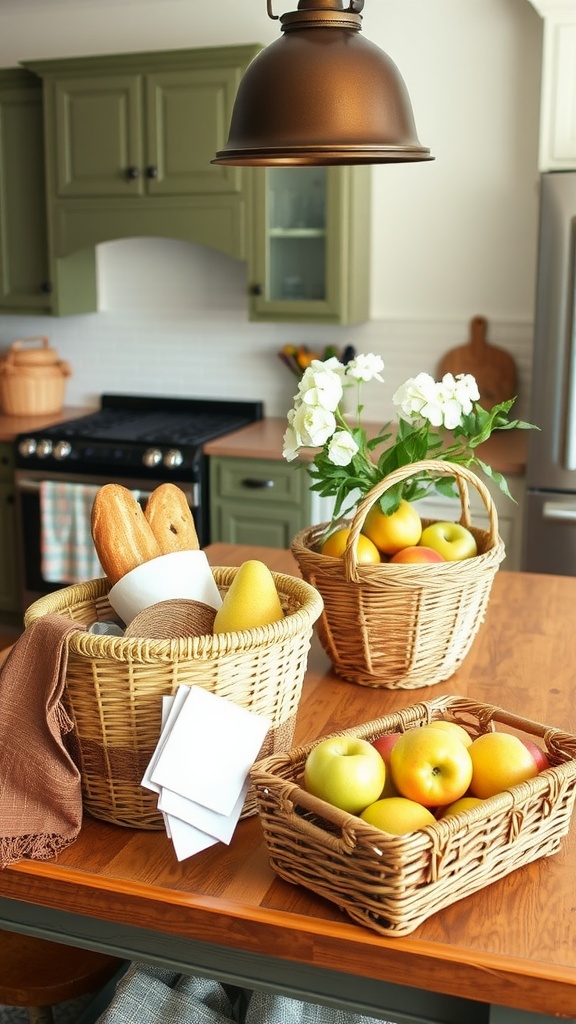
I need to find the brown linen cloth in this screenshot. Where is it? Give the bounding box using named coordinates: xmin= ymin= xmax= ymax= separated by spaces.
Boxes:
xmin=0 ymin=613 xmax=85 ymax=868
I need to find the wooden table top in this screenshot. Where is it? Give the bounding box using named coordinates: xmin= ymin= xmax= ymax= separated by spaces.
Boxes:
xmin=1 ymin=544 xmax=575 ymax=1018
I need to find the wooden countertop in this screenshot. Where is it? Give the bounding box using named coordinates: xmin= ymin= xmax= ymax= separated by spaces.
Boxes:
xmin=0 ymin=406 xmax=95 ymax=443
xmin=204 ymin=417 xmax=528 ymax=476
xmin=0 ymin=545 xmax=574 ymax=1018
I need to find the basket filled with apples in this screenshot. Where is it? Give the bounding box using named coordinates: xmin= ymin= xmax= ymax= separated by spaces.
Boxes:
xmin=284 ymin=353 xmax=536 ymax=690
xmin=250 ymin=694 xmax=576 ymax=936
xmin=292 ymin=459 xmax=506 ymax=689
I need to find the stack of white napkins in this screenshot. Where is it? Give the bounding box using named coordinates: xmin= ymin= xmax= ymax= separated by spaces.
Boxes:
xmin=142 ymin=685 xmax=271 ymax=861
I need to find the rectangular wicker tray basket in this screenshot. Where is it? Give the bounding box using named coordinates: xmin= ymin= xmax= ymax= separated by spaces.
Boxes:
xmin=250 ymin=695 xmax=576 ymax=937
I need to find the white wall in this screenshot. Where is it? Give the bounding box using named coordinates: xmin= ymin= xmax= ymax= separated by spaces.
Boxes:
xmin=0 ymin=0 xmax=543 ymax=422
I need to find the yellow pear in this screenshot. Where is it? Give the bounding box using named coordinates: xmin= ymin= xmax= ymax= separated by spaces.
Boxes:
xmin=213 ymin=560 xmax=285 ymax=633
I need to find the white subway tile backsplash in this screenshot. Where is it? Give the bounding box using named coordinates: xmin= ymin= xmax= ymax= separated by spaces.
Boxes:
xmin=0 ymin=238 xmax=533 ymax=425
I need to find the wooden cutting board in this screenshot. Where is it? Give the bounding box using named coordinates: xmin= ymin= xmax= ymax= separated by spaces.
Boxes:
xmin=437 ymin=315 xmax=517 ymax=410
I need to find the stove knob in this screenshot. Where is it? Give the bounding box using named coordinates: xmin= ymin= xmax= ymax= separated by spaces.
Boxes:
xmin=53 ymin=440 xmax=72 ymax=460
xmin=163 ymin=448 xmax=184 ymax=469
xmin=143 ymin=447 xmax=162 ymax=467
xmin=36 ymin=439 xmax=53 ymax=458
xmin=18 ymin=437 xmax=37 ymax=457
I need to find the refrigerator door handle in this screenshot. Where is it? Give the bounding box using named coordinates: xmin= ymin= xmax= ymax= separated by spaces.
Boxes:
xmin=563 ymin=218 xmax=576 ymax=471
xmin=542 ymin=500 xmax=576 ymax=522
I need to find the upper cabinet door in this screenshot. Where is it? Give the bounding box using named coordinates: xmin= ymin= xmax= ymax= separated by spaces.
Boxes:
xmin=53 ymin=74 xmax=144 ymax=197
xmin=248 ymin=165 xmax=371 ymax=326
xmin=0 ymin=70 xmax=51 ymax=312
xmin=145 ymin=67 xmax=242 ymax=196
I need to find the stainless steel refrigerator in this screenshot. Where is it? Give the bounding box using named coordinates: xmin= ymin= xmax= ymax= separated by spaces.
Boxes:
xmin=523 ymin=170 xmax=576 ymax=574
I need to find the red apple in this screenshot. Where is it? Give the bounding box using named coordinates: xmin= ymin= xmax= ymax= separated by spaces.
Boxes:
xmin=371 ymin=733 xmax=401 ymax=763
xmin=522 ymin=739 xmax=550 ymax=773
xmin=390 ymin=545 xmax=446 ymax=564
xmin=371 ymin=733 xmax=402 ymax=796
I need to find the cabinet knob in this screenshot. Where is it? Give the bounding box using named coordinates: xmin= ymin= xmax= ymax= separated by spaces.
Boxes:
xmin=40 ymin=281 xmax=53 ymax=294
xmin=126 ymin=166 xmax=140 ymax=180
xmin=249 ymin=284 xmax=264 ymax=296
xmin=146 ymin=166 xmax=159 ymax=179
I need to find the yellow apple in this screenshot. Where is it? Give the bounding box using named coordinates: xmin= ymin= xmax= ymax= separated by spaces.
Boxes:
xmin=468 ymin=731 xmax=539 ymax=798
xmin=426 ymin=720 xmax=473 ymax=748
xmin=437 ymin=796 xmax=485 ymax=818
xmin=390 ymin=725 xmax=473 ymax=807
xmin=304 ymin=735 xmax=386 ymax=814
xmin=321 ymin=528 xmax=381 ymax=563
xmin=360 ymin=796 xmax=436 ymax=835
xmin=362 ymin=500 xmax=422 ymax=555
xmin=419 ymin=521 xmax=477 ymax=561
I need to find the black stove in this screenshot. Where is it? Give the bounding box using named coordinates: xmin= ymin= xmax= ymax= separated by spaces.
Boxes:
xmin=15 ymin=394 xmax=264 ymax=477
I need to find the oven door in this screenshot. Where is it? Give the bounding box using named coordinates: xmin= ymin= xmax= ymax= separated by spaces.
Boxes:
xmin=14 ymin=469 xmax=199 ymax=611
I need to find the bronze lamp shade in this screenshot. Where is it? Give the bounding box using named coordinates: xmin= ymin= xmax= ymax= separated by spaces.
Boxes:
xmin=213 ymin=0 xmax=432 ymax=166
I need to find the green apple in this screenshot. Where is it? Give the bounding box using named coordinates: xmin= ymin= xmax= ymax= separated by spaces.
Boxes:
xmin=419 ymin=521 xmax=477 ymax=561
xmin=304 ymin=735 xmax=386 ymax=814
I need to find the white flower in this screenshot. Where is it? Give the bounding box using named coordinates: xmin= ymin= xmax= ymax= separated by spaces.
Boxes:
xmin=393 ymin=372 xmax=438 ymax=420
xmin=450 ymin=372 xmax=480 ymax=413
xmin=282 ymin=423 xmax=301 ymax=462
xmin=327 ymin=430 xmax=359 ymax=467
xmin=346 ymin=353 xmax=385 ymax=383
xmin=393 ymin=371 xmax=475 ymax=430
xmin=291 ymin=401 xmax=336 ymax=449
xmin=298 ymin=361 xmax=344 ymax=413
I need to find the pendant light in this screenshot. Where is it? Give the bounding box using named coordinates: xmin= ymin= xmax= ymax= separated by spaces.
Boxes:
xmin=212 ymin=0 xmax=432 ymax=166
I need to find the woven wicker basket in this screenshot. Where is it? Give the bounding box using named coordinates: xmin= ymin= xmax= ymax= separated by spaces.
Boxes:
xmin=291 ymin=460 xmax=506 ymax=689
xmin=251 ymin=695 xmax=576 ymax=937
xmin=24 ymin=567 xmax=323 ymax=830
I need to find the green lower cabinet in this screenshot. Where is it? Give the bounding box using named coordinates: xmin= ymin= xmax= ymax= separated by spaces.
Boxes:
xmin=209 ymin=456 xmax=312 ymax=549
xmin=0 ymin=443 xmax=20 ymax=619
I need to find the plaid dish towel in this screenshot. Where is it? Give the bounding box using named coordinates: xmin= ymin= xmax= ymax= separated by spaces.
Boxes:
xmin=40 ymin=480 xmax=104 ymax=583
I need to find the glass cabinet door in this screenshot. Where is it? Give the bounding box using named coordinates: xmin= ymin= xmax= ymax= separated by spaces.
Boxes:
xmin=248 ymin=165 xmax=371 ymax=325
xmin=268 ymin=166 xmax=327 ymax=302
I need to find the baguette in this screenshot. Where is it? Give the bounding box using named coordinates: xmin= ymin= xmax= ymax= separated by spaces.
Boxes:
xmin=144 ymin=482 xmax=200 ymax=554
xmin=91 ymin=483 xmax=162 ymax=585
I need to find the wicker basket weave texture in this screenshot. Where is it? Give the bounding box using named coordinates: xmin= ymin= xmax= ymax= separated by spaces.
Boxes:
xmin=292 ymin=460 xmax=506 ymax=690
xmin=250 ymin=695 xmax=576 ymax=937
xmin=24 ymin=566 xmax=323 ymax=830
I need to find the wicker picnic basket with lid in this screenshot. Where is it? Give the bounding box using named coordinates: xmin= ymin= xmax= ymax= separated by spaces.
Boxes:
xmin=291 ymin=460 xmax=506 ymax=689
xmin=250 ymin=694 xmax=576 ymax=937
xmin=23 ymin=566 xmax=323 ymax=830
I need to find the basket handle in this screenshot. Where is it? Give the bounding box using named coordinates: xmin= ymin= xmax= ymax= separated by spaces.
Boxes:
xmin=343 ymin=459 xmax=500 ymax=583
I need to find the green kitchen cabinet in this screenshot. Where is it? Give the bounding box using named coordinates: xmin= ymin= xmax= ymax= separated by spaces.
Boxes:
xmin=0 ymin=69 xmax=51 ymax=314
xmin=209 ymin=456 xmax=313 ymax=548
xmin=0 ymin=443 xmax=20 ymax=618
xmin=24 ymin=46 xmax=261 ymax=315
xmin=247 ymin=165 xmax=371 ymax=325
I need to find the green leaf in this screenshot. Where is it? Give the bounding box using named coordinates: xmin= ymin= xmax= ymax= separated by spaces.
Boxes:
xmin=474 ymin=458 xmax=515 ymax=502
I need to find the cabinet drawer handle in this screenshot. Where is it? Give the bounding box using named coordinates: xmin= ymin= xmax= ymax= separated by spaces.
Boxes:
xmin=146 ymin=166 xmax=159 ymax=179
xmin=241 ymin=478 xmax=275 ymax=489
xmin=126 ymin=166 xmax=140 ymax=180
